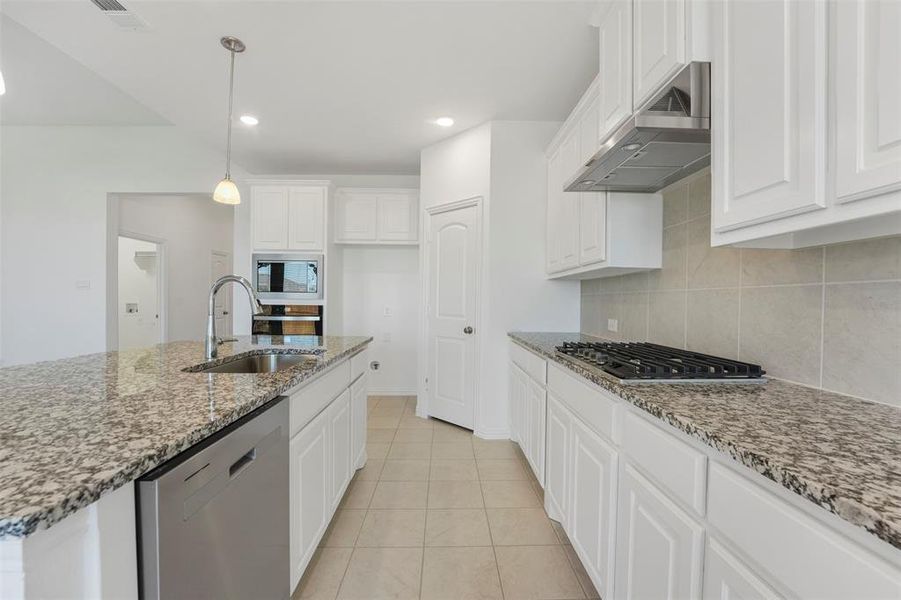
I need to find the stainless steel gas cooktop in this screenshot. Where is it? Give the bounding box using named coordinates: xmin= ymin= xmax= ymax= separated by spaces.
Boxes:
xmin=555 ymin=341 xmax=766 ymax=384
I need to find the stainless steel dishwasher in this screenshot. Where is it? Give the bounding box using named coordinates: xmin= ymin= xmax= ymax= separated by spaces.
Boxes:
xmin=137 ymin=397 xmax=289 ymax=600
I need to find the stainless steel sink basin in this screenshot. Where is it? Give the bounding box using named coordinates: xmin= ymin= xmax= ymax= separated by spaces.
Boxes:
xmin=191 ymin=352 xmax=320 ymax=374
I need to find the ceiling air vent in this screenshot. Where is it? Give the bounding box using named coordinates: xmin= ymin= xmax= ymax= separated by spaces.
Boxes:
xmin=89 ymin=0 xmax=150 ymax=30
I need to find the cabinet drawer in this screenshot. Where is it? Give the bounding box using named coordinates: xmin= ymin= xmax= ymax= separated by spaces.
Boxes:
xmin=622 ymin=411 xmax=706 ymax=515
xmin=509 ymin=341 xmax=547 ymax=385
xmin=547 ymin=363 xmax=617 ymax=441
xmin=708 ymin=463 xmax=901 ymax=599
xmin=350 ymin=348 xmax=369 ymax=382
xmin=289 ymin=361 xmax=351 ymax=438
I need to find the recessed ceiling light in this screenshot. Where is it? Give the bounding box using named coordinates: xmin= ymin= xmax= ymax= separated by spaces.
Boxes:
xmin=435 ymin=117 xmax=454 ymax=127
xmin=240 ymin=115 xmax=259 ymax=126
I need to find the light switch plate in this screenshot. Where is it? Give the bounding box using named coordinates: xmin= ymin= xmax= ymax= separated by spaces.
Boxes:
xmin=607 ymin=318 xmax=618 ymax=332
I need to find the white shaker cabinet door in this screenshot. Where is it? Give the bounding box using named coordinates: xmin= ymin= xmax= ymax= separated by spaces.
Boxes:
xmin=289 ymin=409 xmax=329 ymax=591
xmin=833 ymin=0 xmax=901 ymax=204
xmin=252 ymin=186 xmax=289 ymax=250
xmin=712 ymin=0 xmax=827 ymax=232
xmin=569 ymin=415 xmax=617 ymax=600
xmin=702 ymin=537 xmax=782 ymax=600
xmin=544 ymin=393 xmax=571 ymax=525
xmin=579 ymin=192 xmax=607 ymax=266
xmin=351 ymin=375 xmax=367 ymax=469
xmin=633 ymin=0 xmax=686 ymax=110
xmin=287 ymin=187 xmax=326 ymax=251
xmin=377 ymin=193 xmax=418 ymax=242
xmin=336 ymin=192 xmax=378 ymax=242
xmin=525 ymin=378 xmax=546 ymax=484
xmin=614 ymin=462 xmax=704 ymax=600
xmin=328 ymin=390 xmax=352 ymax=513
xmin=598 ymin=0 xmax=633 ymax=143
xmin=546 ymin=147 xmax=565 ymax=274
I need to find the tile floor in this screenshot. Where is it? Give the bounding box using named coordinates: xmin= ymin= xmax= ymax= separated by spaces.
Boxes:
xmin=292 ymin=395 xmax=601 ymax=600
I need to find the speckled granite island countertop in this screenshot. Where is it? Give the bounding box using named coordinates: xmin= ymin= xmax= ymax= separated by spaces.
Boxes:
xmin=0 ymin=335 xmax=371 ymax=539
xmin=509 ymin=332 xmax=901 ymax=551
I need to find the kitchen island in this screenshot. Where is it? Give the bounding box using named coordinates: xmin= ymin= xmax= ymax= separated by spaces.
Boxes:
xmin=0 ymin=335 xmax=371 ymax=599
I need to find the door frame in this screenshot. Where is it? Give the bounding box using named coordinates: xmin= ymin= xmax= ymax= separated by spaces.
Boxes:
xmin=210 ymin=249 xmax=233 ymax=337
xmin=417 ymin=196 xmax=485 ymax=431
xmin=109 ymin=230 xmax=168 ymax=351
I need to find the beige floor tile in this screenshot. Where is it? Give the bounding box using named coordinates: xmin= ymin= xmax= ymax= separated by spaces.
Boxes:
xmin=430 ymin=459 xmax=479 ymax=481
xmin=481 ymin=480 xmax=541 ymax=508
xmin=388 ymin=442 xmax=432 ymax=460
xmin=340 ymin=480 xmax=377 ymax=509
xmin=380 ymin=460 xmax=430 ymax=481
xmin=398 ymin=415 xmax=434 ymax=429
xmin=427 ymin=480 xmax=484 ymax=508
xmin=495 ymin=545 xmax=585 ymax=600
xmin=473 ymin=439 xmax=520 ymax=459
xmin=337 ymin=547 xmax=422 ymax=600
xmin=367 ymin=397 xmax=381 ymax=410
xmin=367 ymin=428 xmax=396 ymax=443
xmin=370 ymin=405 xmax=404 ymax=418
xmin=432 ymin=442 xmax=475 ymax=459
xmin=368 ymin=415 xmax=402 ymax=429
xmin=393 ymin=428 xmax=434 ymax=443
xmin=320 ymin=509 xmax=366 ymax=548
xmin=425 ymin=509 xmax=492 ymax=547
xmin=402 ymin=403 xmax=417 ymax=416
xmin=377 ymin=396 xmax=410 ymax=408
xmin=433 ymin=426 xmax=475 ymax=442
xmin=477 ymin=459 xmax=528 ymax=481
xmin=356 ymin=510 xmax=426 ymax=547
xmin=293 ymin=547 xmax=353 ymax=600
xmin=370 ymin=481 xmax=428 ymax=509
xmin=563 ymin=544 xmax=600 ymax=599
xmin=366 ymin=442 xmax=390 ymax=460
xmin=354 ymin=459 xmax=384 ymax=481
xmin=421 ymin=547 xmax=503 ymax=600
xmin=551 ymin=520 xmax=570 ymax=545
xmin=486 ymin=508 xmax=560 ymax=546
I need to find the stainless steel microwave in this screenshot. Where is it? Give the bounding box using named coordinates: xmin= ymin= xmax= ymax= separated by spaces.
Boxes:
xmin=252 ymin=253 xmax=323 ymax=302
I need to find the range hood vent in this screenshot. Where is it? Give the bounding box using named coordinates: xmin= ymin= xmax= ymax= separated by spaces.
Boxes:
xmin=566 ymin=62 xmax=710 ymax=194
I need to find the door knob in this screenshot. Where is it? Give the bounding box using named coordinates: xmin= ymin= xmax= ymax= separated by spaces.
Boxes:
xmin=463 ymin=326 xmax=474 ymax=335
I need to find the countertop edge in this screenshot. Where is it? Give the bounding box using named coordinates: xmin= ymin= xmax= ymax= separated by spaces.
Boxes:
xmin=0 ymin=337 xmax=372 ymax=541
xmin=507 ymin=332 xmax=900 ymax=551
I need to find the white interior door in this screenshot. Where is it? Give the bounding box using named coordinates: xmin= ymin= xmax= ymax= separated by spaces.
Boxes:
xmin=117 ymin=236 xmax=162 ymax=351
xmin=427 ymin=203 xmax=480 ymax=430
xmin=211 ymin=251 xmax=232 ymax=338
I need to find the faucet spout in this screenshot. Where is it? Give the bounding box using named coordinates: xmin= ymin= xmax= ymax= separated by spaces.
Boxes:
xmin=205 ymin=275 xmax=264 ymax=360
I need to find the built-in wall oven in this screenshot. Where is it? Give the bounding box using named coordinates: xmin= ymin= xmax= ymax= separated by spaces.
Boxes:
xmin=252 ymin=304 xmax=324 ymax=337
xmin=252 ymin=253 xmax=323 ymax=302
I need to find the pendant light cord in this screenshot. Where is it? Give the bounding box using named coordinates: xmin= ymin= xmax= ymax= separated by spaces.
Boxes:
xmin=225 ymin=49 xmax=235 ymax=180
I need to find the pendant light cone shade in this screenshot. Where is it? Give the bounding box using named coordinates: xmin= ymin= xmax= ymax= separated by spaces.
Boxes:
xmin=213 ymin=178 xmax=241 ymax=205
xmin=213 ymin=36 xmax=246 ymax=205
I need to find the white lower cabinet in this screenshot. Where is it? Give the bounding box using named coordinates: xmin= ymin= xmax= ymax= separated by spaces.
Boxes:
xmin=289 ymin=408 xmax=329 ymax=590
xmin=614 ymin=462 xmax=705 ymax=600
xmin=544 ymin=393 xmax=570 ymax=524
xmin=703 ymin=537 xmax=781 ymax=600
xmin=525 ymin=378 xmax=546 ymax=483
xmin=350 ymin=375 xmax=367 ymax=469
xmin=328 ymin=390 xmax=352 ymax=513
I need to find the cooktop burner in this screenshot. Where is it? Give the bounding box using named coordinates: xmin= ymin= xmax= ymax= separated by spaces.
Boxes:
xmin=555 ymin=341 xmax=766 ymax=384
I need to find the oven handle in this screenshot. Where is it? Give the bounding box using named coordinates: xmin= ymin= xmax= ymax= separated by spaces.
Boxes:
xmin=253 ymin=315 xmax=321 ymax=322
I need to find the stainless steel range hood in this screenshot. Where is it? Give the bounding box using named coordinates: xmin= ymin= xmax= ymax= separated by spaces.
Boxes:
xmin=565 ymin=62 xmax=710 ymax=193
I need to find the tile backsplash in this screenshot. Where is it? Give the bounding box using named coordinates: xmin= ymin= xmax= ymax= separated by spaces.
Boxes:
xmin=580 ymin=171 xmax=901 ymax=407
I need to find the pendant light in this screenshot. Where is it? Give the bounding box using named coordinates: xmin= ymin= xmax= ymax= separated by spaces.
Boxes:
xmin=213 ymin=36 xmax=246 ymax=205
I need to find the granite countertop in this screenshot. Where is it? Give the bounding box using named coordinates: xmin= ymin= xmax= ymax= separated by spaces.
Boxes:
xmin=0 ymin=335 xmax=371 ymax=539
xmin=509 ymin=332 xmax=901 ymax=551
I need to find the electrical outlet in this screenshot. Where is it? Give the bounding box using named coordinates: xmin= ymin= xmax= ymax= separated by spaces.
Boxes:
xmin=607 ymin=318 xmax=619 ymax=333
xmin=383 ymin=306 xmax=393 ymax=317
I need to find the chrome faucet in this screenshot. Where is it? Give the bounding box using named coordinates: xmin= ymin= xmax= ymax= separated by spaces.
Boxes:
xmin=205 ymin=275 xmax=264 ymax=360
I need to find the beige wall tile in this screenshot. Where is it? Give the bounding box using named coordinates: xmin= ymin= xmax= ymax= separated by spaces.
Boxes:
xmin=662 ymin=184 xmax=689 ymax=227
xmin=686 ymin=213 xmax=740 ymax=289
xmin=825 ymin=236 xmax=901 ymax=282
xmin=494 ymin=546 xmax=585 ymax=600
xmin=619 ymin=292 xmax=649 ymax=341
xmin=427 ymin=481 xmax=484 ymax=509
xmin=822 ymin=282 xmax=901 ymax=405
xmin=688 ymin=171 xmax=712 ymax=218
xmin=425 ymin=509 xmax=492 ymax=546
xmin=648 ymin=223 xmax=688 ymax=291
xmin=739 ymin=285 xmax=822 ymax=386
xmin=581 ymin=279 xmax=603 ymax=295
xmin=741 ymin=247 xmax=823 ymax=286
xmin=647 ymin=291 xmax=687 ymax=348
xmin=421 ymin=547 xmax=503 ymax=600
xmin=294 ymin=547 xmax=353 ymax=600
xmin=356 ymin=510 xmax=426 ymax=547
xmin=337 ymin=547 xmax=422 ymax=600
xmin=686 ymin=289 xmax=740 ymax=360
xmin=618 ymin=271 xmax=649 ymax=292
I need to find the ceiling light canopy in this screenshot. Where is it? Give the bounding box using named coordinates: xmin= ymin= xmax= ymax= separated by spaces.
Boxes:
xmin=435 ymin=117 xmax=454 ymax=127
xmin=240 ymin=114 xmax=259 ymax=126
xmin=213 ymin=36 xmax=246 ymax=205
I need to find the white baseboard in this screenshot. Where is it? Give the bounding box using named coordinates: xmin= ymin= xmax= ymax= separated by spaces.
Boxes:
xmin=473 ymin=427 xmax=510 ymax=441
xmin=367 ymin=389 xmax=418 ymax=396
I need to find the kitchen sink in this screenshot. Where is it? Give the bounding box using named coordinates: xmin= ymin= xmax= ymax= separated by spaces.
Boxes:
xmin=189 ymin=352 xmax=321 ymax=374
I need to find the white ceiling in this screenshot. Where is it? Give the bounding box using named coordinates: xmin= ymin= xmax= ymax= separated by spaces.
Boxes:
xmin=0 ymin=1 xmax=599 ymax=174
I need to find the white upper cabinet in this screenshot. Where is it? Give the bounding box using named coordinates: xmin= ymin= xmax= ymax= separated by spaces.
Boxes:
xmin=598 ymin=0 xmax=633 ymax=143
xmin=833 ymin=0 xmax=901 ymax=205
xmin=579 ymin=192 xmax=607 ymax=265
xmin=633 ymin=0 xmax=687 ymax=109
xmin=251 ymin=183 xmax=328 ymax=252
xmin=711 ymin=0 xmax=827 ymax=233
xmin=334 ymin=188 xmax=419 ymax=244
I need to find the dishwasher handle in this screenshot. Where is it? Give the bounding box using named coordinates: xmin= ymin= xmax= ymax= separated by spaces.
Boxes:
xmin=230 ymin=447 xmax=257 ymax=478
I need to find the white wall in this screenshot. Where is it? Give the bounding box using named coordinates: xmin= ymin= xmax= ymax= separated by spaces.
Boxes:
xmin=419 ymin=121 xmax=581 ymax=438
xmin=0 ymin=125 xmax=247 ymax=366
xmin=341 ymin=246 xmax=419 ymax=394
xmin=117 ymin=237 xmax=160 ymax=351
xmin=116 ymin=194 xmax=233 ymax=344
